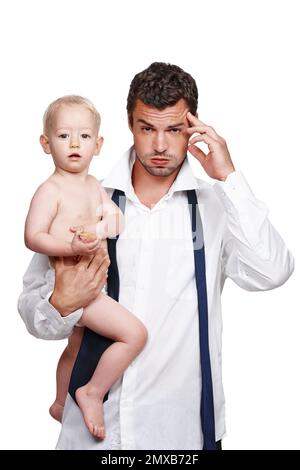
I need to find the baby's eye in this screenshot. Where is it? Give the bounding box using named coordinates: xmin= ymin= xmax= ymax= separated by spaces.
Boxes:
xmin=81 ymin=134 xmax=91 ymax=139
xmin=58 ymin=133 xmax=69 ymax=139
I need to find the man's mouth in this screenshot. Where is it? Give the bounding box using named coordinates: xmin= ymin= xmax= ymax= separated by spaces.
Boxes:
xmin=150 ymin=158 xmax=170 ymax=166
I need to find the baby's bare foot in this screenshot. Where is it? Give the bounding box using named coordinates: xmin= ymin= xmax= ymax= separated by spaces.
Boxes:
xmin=49 ymin=401 xmax=64 ymax=423
xmin=75 ymin=386 xmax=105 ymax=440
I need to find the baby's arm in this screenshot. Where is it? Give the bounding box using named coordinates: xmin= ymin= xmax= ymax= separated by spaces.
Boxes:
xmin=25 ymin=182 xmax=100 ymax=257
xmin=96 ymin=183 xmax=125 ymax=239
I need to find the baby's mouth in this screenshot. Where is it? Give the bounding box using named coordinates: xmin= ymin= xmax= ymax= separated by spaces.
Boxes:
xmin=68 ymin=153 xmax=81 ymax=159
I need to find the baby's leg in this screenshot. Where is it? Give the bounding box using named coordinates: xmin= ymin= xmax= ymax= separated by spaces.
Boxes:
xmin=50 ymin=327 xmax=84 ymax=422
xmin=75 ymin=294 xmax=148 ymax=439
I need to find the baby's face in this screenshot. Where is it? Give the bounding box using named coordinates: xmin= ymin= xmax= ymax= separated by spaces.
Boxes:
xmin=42 ymin=104 xmax=102 ymax=173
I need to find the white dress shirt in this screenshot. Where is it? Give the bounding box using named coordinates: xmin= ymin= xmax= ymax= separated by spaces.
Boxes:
xmin=18 ymin=148 xmax=294 ymax=450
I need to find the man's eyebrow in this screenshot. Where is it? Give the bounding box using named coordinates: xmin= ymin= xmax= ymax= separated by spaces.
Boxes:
xmin=137 ymin=119 xmax=185 ymax=129
xmin=166 ymin=122 xmax=185 ymax=129
xmin=137 ymin=119 xmax=155 ymax=127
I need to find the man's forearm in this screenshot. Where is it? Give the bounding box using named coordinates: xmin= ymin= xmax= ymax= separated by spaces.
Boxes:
xmin=19 ymin=250 xmax=109 ymax=339
xmin=215 ymin=171 xmax=294 ymax=290
xmin=49 ymin=289 xmax=80 ymax=317
xmin=18 ymin=254 xmax=82 ymax=340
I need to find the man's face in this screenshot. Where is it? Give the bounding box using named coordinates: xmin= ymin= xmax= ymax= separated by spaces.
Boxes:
xmin=129 ymin=99 xmax=191 ymax=177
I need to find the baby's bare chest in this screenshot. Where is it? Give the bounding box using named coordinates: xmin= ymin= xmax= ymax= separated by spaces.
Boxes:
xmin=60 ymin=190 xmax=101 ymax=221
xmin=49 ymin=184 xmax=102 ymax=239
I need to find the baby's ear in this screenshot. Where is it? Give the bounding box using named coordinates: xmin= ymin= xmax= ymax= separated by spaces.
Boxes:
xmin=40 ymin=134 xmax=51 ymax=154
xmin=95 ymin=136 xmax=104 ymax=155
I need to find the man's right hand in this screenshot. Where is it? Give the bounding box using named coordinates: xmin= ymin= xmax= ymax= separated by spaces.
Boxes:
xmin=49 ymin=248 xmax=110 ymax=317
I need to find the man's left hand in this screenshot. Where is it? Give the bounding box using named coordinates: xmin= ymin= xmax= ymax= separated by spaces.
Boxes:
xmin=186 ymin=112 xmax=235 ymax=182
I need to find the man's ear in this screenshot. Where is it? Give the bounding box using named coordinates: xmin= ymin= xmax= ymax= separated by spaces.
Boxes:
xmin=127 ymin=114 xmax=133 ymax=133
xmin=40 ymin=134 xmax=51 ymax=154
xmin=95 ymin=136 xmax=104 ymax=155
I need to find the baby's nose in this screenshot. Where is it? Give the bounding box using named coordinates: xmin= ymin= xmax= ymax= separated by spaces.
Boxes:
xmin=70 ymin=139 xmax=80 ymax=148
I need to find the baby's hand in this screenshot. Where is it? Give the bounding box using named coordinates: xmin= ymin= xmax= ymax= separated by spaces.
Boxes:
xmin=70 ymin=226 xmax=101 ymax=255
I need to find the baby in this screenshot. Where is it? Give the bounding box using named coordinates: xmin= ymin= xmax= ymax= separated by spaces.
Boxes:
xmin=24 ymin=95 xmax=148 ymax=439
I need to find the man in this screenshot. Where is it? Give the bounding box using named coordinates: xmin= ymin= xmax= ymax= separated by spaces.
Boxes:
xmin=18 ymin=62 xmax=294 ymax=450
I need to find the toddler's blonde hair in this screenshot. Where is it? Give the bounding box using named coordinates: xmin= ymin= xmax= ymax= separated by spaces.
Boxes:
xmin=43 ymin=95 xmax=101 ymax=133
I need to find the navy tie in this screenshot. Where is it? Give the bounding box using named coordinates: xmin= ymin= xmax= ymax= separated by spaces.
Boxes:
xmin=187 ymin=189 xmax=216 ymax=450
xmin=69 ymin=188 xmax=216 ymax=450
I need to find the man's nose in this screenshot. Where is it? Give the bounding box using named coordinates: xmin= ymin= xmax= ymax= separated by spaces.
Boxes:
xmin=153 ymin=132 xmax=168 ymax=154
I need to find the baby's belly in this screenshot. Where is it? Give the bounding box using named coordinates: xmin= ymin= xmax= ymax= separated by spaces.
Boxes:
xmin=50 ymin=223 xmax=79 ymax=243
xmin=49 ymin=216 xmax=96 ymax=243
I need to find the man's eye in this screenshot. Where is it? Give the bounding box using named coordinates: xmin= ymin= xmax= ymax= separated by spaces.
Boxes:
xmin=169 ymin=128 xmax=180 ymax=134
xmin=142 ymin=127 xmax=153 ymax=133
xmin=81 ymin=134 xmax=91 ymax=139
xmin=58 ymin=134 xmax=68 ymax=139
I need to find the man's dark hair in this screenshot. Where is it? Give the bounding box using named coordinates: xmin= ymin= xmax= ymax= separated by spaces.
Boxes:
xmin=127 ymin=62 xmax=198 ymax=126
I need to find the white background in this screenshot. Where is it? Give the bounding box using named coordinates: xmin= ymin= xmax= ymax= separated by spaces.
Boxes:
xmin=0 ymin=0 xmax=299 ymax=450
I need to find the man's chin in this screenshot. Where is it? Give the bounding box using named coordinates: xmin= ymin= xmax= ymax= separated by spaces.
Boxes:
xmin=144 ymin=165 xmax=178 ymax=177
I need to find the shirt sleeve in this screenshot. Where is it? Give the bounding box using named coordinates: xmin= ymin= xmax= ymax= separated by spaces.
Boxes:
xmin=214 ymin=171 xmax=295 ymax=291
xmin=17 ymin=253 xmax=83 ymax=340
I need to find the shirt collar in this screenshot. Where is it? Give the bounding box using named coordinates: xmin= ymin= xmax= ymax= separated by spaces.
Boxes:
xmin=102 ymin=146 xmax=199 ymax=197
xmin=102 ymin=146 xmax=134 ymax=194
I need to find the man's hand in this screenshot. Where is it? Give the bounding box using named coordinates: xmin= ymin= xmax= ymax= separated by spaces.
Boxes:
xmin=49 ymin=248 xmax=110 ymax=317
xmin=186 ymin=112 xmax=235 ymax=182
